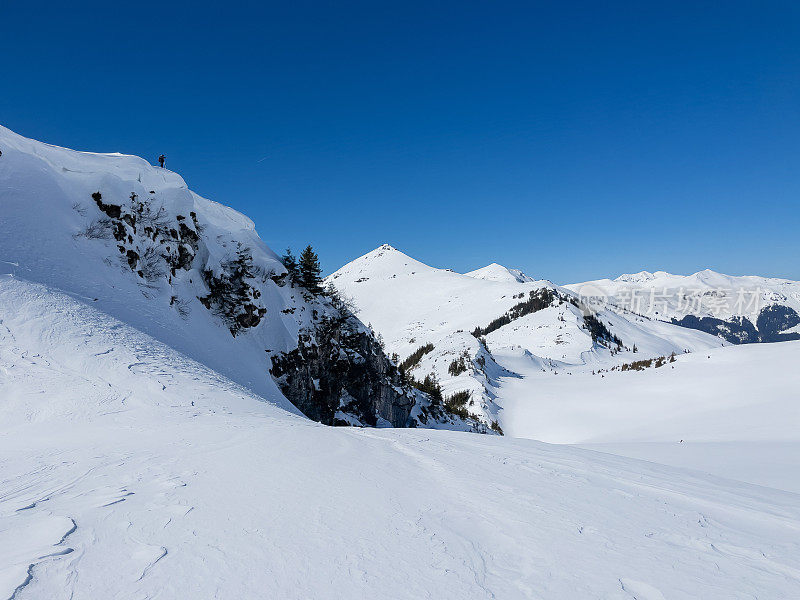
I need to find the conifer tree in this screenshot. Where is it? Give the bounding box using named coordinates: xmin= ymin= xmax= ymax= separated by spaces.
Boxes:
xmin=299 ymin=245 xmax=323 ymax=293
xmin=281 ymin=248 xmax=299 ymax=286
xmin=229 ymin=244 xmax=254 ymax=304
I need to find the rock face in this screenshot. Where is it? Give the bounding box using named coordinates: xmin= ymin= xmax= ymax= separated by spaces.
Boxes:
xmin=270 ymin=313 xmax=416 ymax=427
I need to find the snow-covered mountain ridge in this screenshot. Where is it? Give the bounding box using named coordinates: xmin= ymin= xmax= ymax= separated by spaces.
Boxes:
xmin=568 ymin=269 xmax=800 ymax=344
xmin=0 ymin=124 xmax=478 ymax=431
xmin=327 ymin=245 xmax=725 ymax=429
xmin=328 ymin=246 xmax=800 ymax=495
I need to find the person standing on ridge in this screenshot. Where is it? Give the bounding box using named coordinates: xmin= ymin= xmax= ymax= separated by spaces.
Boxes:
xmin=158 ymin=154 xmax=165 ymax=168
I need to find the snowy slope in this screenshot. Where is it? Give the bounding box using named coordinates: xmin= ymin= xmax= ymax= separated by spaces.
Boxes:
xmin=501 ymin=340 xmax=800 ymax=493
xmin=0 ymin=124 xmax=475 ymax=430
xmin=501 ymin=340 xmax=800 ymax=444
xmin=327 ymin=245 xmax=724 ymax=427
xmin=2 ymin=275 xmax=799 ymax=599
xmin=0 ymin=122 xmax=302 ymax=402
xmin=568 ymin=270 xmax=800 ymax=343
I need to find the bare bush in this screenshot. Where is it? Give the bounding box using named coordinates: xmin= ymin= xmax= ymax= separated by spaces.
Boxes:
xmin=170 ymin=295 xmax=192 ymax=319
xmin=251 ymin=264 xmax=277 ymax=284
xmin=139 ymin=245 xmax=167 ymax=281
xmin=326 ymin=283 xmax=360 ymax=317
xmin=76 ymin=218 xmax=114 ymax=240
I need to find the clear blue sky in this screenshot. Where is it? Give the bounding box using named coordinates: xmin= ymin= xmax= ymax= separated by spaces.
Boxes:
xmin=2 ymin=1 xmax=799 ymax=282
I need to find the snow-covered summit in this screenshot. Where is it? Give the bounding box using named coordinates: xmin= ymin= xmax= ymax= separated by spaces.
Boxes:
xmin=331 ymin=243 xmax=437 ymax=280
xmin=465 ymin=263 xmax=535 ymax=283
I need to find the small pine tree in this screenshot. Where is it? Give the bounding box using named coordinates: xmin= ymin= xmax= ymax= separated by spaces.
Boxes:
xmin=299 ymin=245 xmax=323 ymax=293
xmin=281 ymin=248 xmax=299 ymax=286
xmin=228 ymin=244 xmax=255 ymax=303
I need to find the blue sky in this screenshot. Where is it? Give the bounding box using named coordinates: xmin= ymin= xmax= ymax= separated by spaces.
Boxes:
xmin=2 ymin=1 xmax=799 ymax=282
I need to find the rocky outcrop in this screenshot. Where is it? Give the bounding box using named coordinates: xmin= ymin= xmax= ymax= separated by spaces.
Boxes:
xmin=88 ymin=191 xmax=202 ymax=282
xmin=84 ymin=191 xmax=267 ymax=336
xmin=270 ymin=313 xmax=415 ymax=427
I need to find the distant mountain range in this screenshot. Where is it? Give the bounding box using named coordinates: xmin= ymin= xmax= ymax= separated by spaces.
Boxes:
xmin=568 ymin=270 xmax=800 ymax=343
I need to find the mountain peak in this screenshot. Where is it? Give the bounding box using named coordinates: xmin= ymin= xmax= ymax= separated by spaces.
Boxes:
xmin=360 ymin=244 xmax=416 ymax=262
xmin=328 ymin=244 xmax=434 ymax=282
xmin=465 ymin=263 xmax=534 ymax=284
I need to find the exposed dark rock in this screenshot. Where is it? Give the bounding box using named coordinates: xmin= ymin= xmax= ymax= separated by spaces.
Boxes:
xmin=111 ymin=222 xmax=126 ymax=242
xmin=198 ymin=245 xmax=267 ymax=336
xmin=86 ymin=191 xmax=202 ymax=283
xmin=235 ymin=304 xmax=267 ymax=330
xmin=175 ymin=244 xmax=195 ymax=270
xmin=125 ymin=249 xmax=139 ymax=270
xmin=270 ymin=315 xmax=415 ymax=427
xmin=179 ymin=223 xmax=199 ymax=245
xmin=91 ymin=192 xmax=121 ymax=219
xmin=80 ymin=191 xmax=482 ymax=433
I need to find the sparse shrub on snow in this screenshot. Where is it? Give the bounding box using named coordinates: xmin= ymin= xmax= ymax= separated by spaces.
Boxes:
xmin=583 ymin=314 xmax=622 ymax=348
xmin=76 ymin=217 xmax=115 ymax=240
xmin=400 ymin=343 xmax=435 ymax=373
xmin=138 ymin=244 xmax=167 ymax=281
xmin=410 ymin=372 xmax=443 ymax=404
xmin=448 ymin=351 xmax=470 ymax=376
xmin=472 ymin=288 xmax=555 ymax=337
xmin=199 ymin=243 xmax=267 ymax=336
